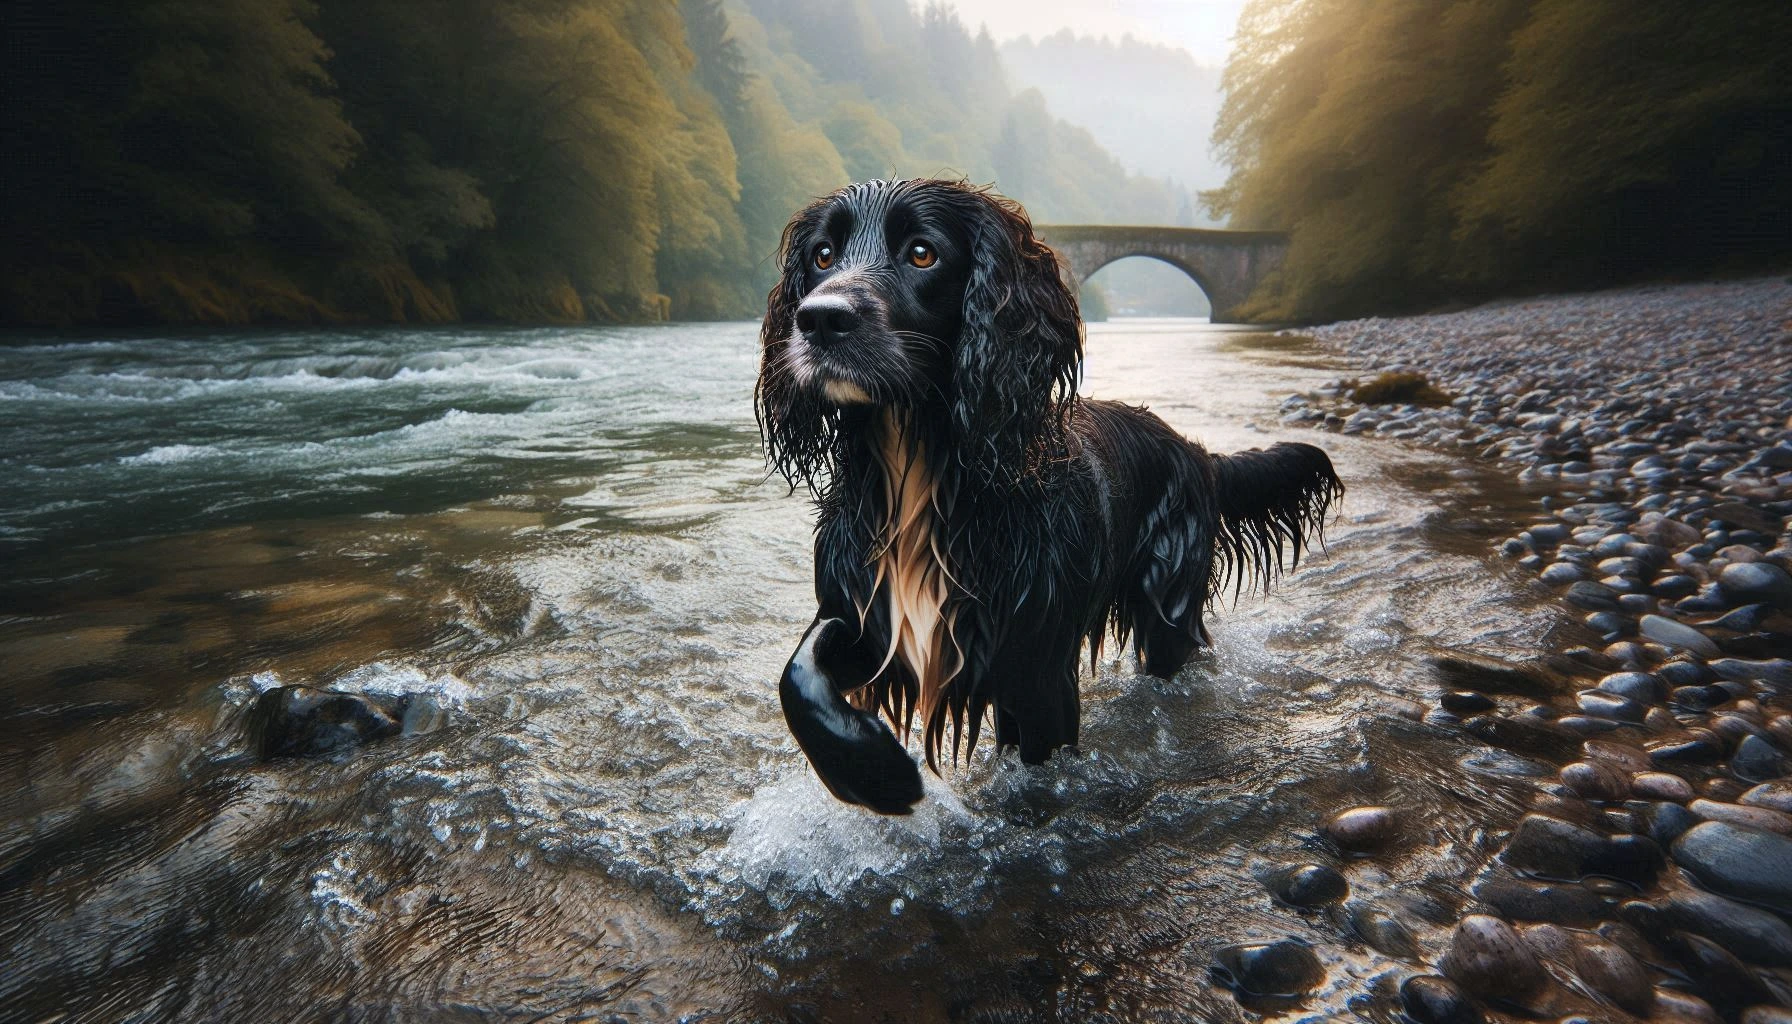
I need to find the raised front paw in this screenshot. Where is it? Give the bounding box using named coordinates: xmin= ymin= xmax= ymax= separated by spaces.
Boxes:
xmin=779 ymin=618 xmax=924 ymax=814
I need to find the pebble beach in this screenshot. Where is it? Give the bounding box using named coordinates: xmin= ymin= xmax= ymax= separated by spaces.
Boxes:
xmin=1282 ymin=276 xmax=1792 ymax=1023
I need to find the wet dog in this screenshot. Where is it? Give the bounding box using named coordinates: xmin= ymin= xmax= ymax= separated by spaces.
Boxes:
xmin=756 ymin=179 xmax=1341 ymax=813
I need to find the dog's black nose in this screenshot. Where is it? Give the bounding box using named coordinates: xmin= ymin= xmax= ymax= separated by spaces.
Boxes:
xmin=795 ymin=295 xmax=861 ymax=348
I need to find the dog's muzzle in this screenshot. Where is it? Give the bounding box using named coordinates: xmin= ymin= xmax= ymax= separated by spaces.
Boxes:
xmin=793 ymin=293 xmax=876 ymax=405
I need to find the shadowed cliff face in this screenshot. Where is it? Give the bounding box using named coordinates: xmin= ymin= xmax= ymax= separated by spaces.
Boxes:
xmin=3 ymin=320 xmax=1576 ymax=1020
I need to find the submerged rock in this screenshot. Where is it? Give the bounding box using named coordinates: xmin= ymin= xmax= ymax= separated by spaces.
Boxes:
xmin=1571 ymin=934 xmax=1653 ymax=1015
xmin=1325 ymin=805 xmax=1402 ymax=853
xmin=1671 ymin=821 xmax=1792 ymax=913
xmin=1212 ymin=939 xmax=1324 ymax=998
xmin=1441 ymin=915 xmax=1546 ymax=1002
xmin=249 ymin=685 xmax=402 ymax=759
xmin=1264 ymin=863 xmax=1348 ymax=907
xmin=1345 ymin=903 xmax=1419 ymax=959
xmin=1399 ymin=975 xmax=1482 ymax=1024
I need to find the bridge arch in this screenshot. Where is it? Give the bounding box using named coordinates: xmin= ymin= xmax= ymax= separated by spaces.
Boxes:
xmin=1034 ymin=225 xmax=1289 ymax=323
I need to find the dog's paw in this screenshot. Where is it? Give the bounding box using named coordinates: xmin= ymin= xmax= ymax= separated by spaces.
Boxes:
xmin=780 ymin=619 xmax=923 ymax=815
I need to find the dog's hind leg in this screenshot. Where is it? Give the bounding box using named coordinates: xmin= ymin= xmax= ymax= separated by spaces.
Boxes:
xmin=779 ymin=616 xmax=924 ymax=814
xmin=1126 ymin=485 xmax=1218 ymax=679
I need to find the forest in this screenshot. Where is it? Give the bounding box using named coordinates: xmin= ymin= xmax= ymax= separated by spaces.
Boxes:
xmin=1 ymin=0 xmax=1193 ymax=326
xmin=1210 ymin=0 xmax=1792 ymax=320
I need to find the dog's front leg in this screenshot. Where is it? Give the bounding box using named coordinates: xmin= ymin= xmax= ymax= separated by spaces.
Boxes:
xmin=779 ymin=616 xmax=924 ymax=814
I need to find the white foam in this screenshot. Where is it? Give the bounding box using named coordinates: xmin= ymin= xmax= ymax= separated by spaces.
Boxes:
xmin=117 ymin=443 xmax=223 ymax=465
xmin=709 ymin=769 xmax=973 ymax=903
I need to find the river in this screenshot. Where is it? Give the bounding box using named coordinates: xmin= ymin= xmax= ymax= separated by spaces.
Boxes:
xmin=2 ymin=320 xmax=1566 ymax=1021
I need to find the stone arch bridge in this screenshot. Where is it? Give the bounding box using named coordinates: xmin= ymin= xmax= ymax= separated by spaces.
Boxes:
xmin=1034 ymin=225 xmax=1289 ymax=323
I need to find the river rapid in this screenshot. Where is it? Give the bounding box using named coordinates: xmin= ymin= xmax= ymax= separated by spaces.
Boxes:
xmin=2 ymin=321 xmax=1567 ymax=1021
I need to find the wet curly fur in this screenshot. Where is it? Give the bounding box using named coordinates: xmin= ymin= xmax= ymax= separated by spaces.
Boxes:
xmin=759 ymin=179 xmax=1342 ymax=813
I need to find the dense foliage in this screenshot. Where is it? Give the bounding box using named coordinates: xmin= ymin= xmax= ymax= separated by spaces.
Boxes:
xmin=1 ymin=0 xmax=1192 ymax=326
xmin=1209 ymin=0 xmax=1792 ymax=320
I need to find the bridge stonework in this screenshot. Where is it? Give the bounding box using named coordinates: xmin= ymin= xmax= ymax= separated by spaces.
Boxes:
xmin=1034 ymin=225 xmax=1289 ymax=324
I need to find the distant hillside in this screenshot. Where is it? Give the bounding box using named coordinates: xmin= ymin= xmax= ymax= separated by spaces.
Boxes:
xmin=1001 ymin=31 xmax=1225 ymax=217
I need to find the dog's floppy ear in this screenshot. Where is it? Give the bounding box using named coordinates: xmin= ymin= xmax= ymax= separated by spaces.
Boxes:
xmin=756 ymin=198 xmax=833 ymax=492
xmin=950 ymin=187 xmax=1083 ymax=484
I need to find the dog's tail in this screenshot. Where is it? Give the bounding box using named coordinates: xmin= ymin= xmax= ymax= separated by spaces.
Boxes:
xmin=1211 ymin=441 xmax=1343 ymax=598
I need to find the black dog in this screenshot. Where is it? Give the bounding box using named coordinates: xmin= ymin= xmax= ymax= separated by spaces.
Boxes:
xmin=757 ymin=179 xmax=1341 ymax=813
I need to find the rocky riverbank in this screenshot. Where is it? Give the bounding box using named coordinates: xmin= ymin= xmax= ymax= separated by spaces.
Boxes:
xmin=1282 ymin=276 xmax=1792 ymax=1023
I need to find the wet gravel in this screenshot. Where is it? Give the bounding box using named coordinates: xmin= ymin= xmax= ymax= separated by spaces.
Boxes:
xmin=1283 ymin=276 xmax=1792 ymax=1023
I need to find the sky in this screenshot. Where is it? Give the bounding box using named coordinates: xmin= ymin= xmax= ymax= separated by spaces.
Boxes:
xmin=942 ymin=0 xmax=1248 ymax=66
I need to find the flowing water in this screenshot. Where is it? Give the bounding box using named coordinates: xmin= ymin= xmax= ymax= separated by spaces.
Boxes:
xmin=2 ymin=321 xmax=1572 ymax=1022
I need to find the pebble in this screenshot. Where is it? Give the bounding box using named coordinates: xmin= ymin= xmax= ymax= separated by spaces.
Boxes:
xmin=1441 ymin=690 xmax=1495 ymax=714
xmin=1707 ymin=603 xmax=1771 ymax=631
xmin=1595 ymin=671 xmax=1665 ymax=704
xmin=1666 ymin=931 xmax=1775 ymax=1018
xmin=1652 ymin=988 xmax=1722 ymax=1024
xmin=1473 ymin=874 xmax=1610 ymax=926
xmin=1638 ymin=613 xmax=1723 ymax=657
xmin=1575 ymin=690 xmax=1646 ymax=723
xmin=1399 ymin=975 xmax=1482 ymax=1024
xmin=1720 ymin=562 xmax=1792 ymax=608
xmin=1739 ymin=780 xmax=1792 ymax=813
xmin=1731 ymin=734 xmax=1789 ymax=782
xmin=1440 ymin=914 xmax=1546 ymax=1001
xmin=1711 ymin=657 xmax=1792 ymax=685
xmin=1263 ymin=864 xmax=1348 ymax=906
xmin=1671 ymin=821 xmax=1792 ymax=913
xmin=1566 ymin=581 xmax=1621 ymax=611
xmin=1324 ymin=805 xmax=1401 ymax=853
xmin=1688 ymin=797 xmax=1792 ymax=834
xmin=1559 ymin=760 xmax=1629 ymax=801
xmin=1655 ymin=888 xmax=1792 ymax=967
xmin=1517 ymin=922 xmax=1576 ymax=962
xmin=1500 ymin=813 xmax=1661 ymax=884
xmin=1571 ymin=934 xmax=1653 ymax=1015
xmin=1211 ymin=939 xmax=1324 ymax=997
xmin=1648 ymin=736 xmax=1725 ymax=765
xmin=1539 ymin=561 xmax=1583 ymax=584
xmin=1659 ymin=660 xmax=1712 ymax=685
xmin=1345 ymin=903 xmax=1420 ymax=960
xmin=1631 ymin=772 xmax=1694 ymax=802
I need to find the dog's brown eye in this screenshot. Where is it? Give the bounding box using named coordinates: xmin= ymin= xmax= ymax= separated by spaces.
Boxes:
xmin=907 ymin=242 xmax=936 ymax=269
xmin=814 ymin=244 xmax=834 ymax=270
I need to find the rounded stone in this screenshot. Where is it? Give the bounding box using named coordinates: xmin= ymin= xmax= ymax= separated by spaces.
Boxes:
xmin=1441 ymin=690 xmax=1495 ymax=714
xmin=1719 ymin=561 xmax=1792 ymax=608
xmin=1595 ymin=671 xmax=1665 ymax=704
xmin=1739 ymin=781 xmax=1792 ymax=813
xmin=1441 ymin=914 xmax=1546 ymax=1000
xmin=1653 ymin=988 xmax=1721 ymax=1024
xmin=1518 ymin=922 xmax=1576 ymax=962
xmin=1572 ymin=934 xmax=1653 ymax=1015
xmin=1632 ymin=772 xmax=1694 ymax=802
xmin=1732 ymin=733 xmax=1789 ymax=783
xmin=1264 ymin=863 xmax=1348 ymax=907
xmin=1399 ymin=975 xmax=1483 ymax=1024
xmin=1212 ymin=939 xmax=1324 ymax=997
xmin=1559 ymin=760 xmax=1629 ymax=801
xmin=1637 ymin=613 xmax=1722 ymax=657
xmin=1539 ymin=561 xmax=1584 ymax=584
xmin=1325 ymin=805 xmax=1401 ymax=853
xmin=1689 ymin=798 xmax=1792 ymax=835
xmin=1346 ymin=903 xmax=1419 ymax=960
xmin=1671 ymin=821 xmax=1792 ymax=913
